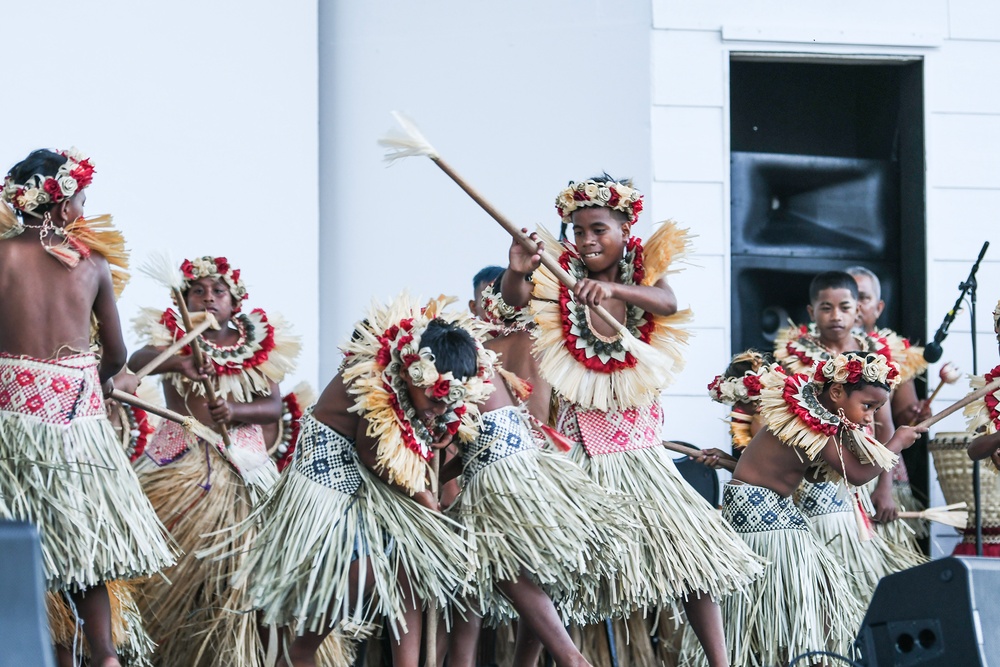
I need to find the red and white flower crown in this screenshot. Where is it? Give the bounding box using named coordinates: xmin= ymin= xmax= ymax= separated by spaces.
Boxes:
xmin=812 ymin=352 xmax=900 ymax=389
xmin=555 ymin=178 xmax=644 ymax=226
xmin=178 ymin=256 xmax=248 ymax=311
xmin=2 ymin=148 xmax=95 ymax=216
xmin=708 ymin=369 xmax=770 ymax=405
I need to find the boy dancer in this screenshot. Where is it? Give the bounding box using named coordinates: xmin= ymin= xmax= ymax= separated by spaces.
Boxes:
xmin=0 ymin=149 xmax=173 ymax=666
xmin=231 ymin=294 xmax=489 ymax=667
xmin=499 ymin=176 xmax=763 ymax=667
xmin=717 ymin=352 xmax=923 ymax=665
xmin=129 ymin=256 xmax=305 ymax=667
xmin=774 ymin=272 xmax=924 ymax=603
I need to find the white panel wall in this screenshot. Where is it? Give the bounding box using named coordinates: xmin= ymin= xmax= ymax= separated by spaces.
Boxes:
xmin=318 ymin=1 xmax=653 ymax=381
xmin=1 ymin=1 xmax=320 ymax=391
xmin=651 ymin=1 xmax=1000 ymax=554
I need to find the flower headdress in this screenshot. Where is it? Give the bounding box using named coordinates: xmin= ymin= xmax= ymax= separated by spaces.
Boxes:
xmin=178 ymin=256 xmax=248 ymax=312
xmin=2 ymin=148 xmax=95 ymax=217
xmin=994 ymin=299 xmax=1000 ymax=343
xmin=707 ymin=350 xmax=775 ymax=406
xmin=812 ymin=352 xmax=900 ymax=389
xmin=341 ymin=294 xmax=496 ymax=494
xmin=555 ymin=177 xmax=644 ymax=226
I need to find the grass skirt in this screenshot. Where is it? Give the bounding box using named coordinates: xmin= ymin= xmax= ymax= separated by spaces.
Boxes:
xmin=133 ymin=421 xmax=277 ymax=667
xmin=47 ymin=580 xmax=154 ymax=666
xmin=456 ymin=406 xmax=630 ymax=623
xmin=0 ymin=353 xmax=174 ymax=592
xmin=704 ymin=482 xmax=865 ymax=667
xmin=232 ymin=411 xmax=471 ymax=639
xmin=797 ymin=480 xmax=926 ymax=605
xmin=566 ymin=442 xmax=764 ymax=617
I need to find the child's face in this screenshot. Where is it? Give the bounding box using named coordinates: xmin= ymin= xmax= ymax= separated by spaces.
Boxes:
xmin=827 ymin=382 xmax=889 ymax=428
xmin=852 ymin=274 xmax=884 ymax=332
xmin=571 ymin=207 xmax=630 ymax=274
xmin=186 ymin=277 xmax=235 ymax=324
xmin=808 ymin=287 xmax=858 ymax=343
xmin=469 ymin=281 xmax=489 ymax=320
xmin=403 ymin=373 xmax=451 ymax=424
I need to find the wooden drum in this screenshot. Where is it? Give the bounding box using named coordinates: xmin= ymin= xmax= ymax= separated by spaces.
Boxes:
xmin=929 ymin=431 xmax=1000 ymax=555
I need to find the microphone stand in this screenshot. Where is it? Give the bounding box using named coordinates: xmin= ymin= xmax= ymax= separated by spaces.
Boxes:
xmin=945 ymin=242 xmax=989 ymax=555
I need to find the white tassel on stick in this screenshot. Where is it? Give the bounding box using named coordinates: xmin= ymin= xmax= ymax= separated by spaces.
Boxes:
xmin=377 ymin=112 xmax=674 ymax=389
xmin=899 ymin=502 xmax=968 ymax=529
xmin=138 ymin=252 xmax=185 ymax=292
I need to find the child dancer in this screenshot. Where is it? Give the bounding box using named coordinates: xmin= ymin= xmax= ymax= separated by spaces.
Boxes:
xmin=230 ymin=295 xmax=489 ymax=667
xmin=0 ymin=149 xmax=173 ymax=667
xmin=498 ymin=175 xmax=763 ymax=667
xmin=129 ymin=256 xmax=304 ymax=667
xmin=719 ymin=352 xmax=923 ymax=665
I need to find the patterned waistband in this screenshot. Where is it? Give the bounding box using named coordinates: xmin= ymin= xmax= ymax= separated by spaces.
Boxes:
xmin=144 ymin=419 xmax=266 ymax=469
xmin=723 ymin=482 xmax=809 ymax=534
xmin=796 ymin=480 xmax=851 ymax=517
xmin=555 ymin=399 xmax=663 ymax=457
xmin=463 ymin=406 xmax=537 ymax=480
xmin=292 ymin=411 xmax=362 ymax=495
xmin=0 ymin=353 xmax=104 ymax=425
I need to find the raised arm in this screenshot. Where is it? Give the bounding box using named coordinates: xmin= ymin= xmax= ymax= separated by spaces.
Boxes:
xmin=574 ymin=277 xmax=678 ymax=317
xmin=968 ymin=431 xmax=1000 ymax=463
xmin=500 ymin=229 xmax=543 ymax=308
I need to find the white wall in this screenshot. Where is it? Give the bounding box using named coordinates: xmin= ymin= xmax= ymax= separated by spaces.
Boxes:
xmin=318 ymin=0 xmax=653 ymax=380
xmin=1 ymin=1 xmax=319 ymax=390
xmin=651 ymin=0 xmax=1000 ymax=555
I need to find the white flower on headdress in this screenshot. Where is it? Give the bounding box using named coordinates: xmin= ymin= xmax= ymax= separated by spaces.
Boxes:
xmin=192 ymin=257 xmax=216 ymax=276
xmin=407 ymin=356 xmax=439 ymax=386
xmin=57 ymin=175 xmax=78 ymax=198
xmin=597 ymin=186 xmax=612 ymax=203
xmin=446 ymin=381 xmax=467 ymax=404
xmin=583 ymin=183 xmax=599 ymax=199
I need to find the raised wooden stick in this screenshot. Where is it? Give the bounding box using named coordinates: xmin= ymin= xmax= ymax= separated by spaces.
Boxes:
xmin=133 ymin=312 xmax=219 ymax=380
xmin=110 ymin=388 xmax=222 ymax=446
xmin=662 ymin=440 xmax=737 ymax=472
xmin=171 ymin=289 xmax=233 ymax=448
xmin=914 ymin=378 xmax=1000 ymax=430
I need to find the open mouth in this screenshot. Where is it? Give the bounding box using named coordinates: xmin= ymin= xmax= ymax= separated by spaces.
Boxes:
xmin=583 ymin=251 xmax=601 ymax=259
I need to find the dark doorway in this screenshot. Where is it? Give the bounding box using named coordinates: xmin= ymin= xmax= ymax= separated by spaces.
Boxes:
xmin=729 ymin=54 xmax=928 ymax=537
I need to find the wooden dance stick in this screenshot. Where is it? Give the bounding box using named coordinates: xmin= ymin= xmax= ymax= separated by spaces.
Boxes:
xmin=663 ymin=440 xmax=737 ymax=472
xmin=171 ymin=289 xmax=233 ymax=448
xmin=909 ymin=362 xmax=961 ymax=426
xmin=429 ymin=157 xmax=628 ymax=333
xmin=133 ymin=312 xmax=219 ymax=381
xmin=424 ymin=452 xmax=442 ymax=667
xmin=110 ymin=388 xmax=222 ymax=446
xmin=914 ymin=378 xmax=1000 ymax=430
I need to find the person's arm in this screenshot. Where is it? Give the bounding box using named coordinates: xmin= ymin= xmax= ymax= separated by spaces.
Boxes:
xmin=890 ymin=379 xmax=926 ymax=426
xmin=870 ymin=403 xmax=899 ymax=522
xmin=92 ymin=259 xmax=127 ymax=386
xmin=968 ymin=431 xmax=1000 ymax=462
xmin=500 ymin=229 xmax=543 ymax=308
xmin=692 ymin=447 xmax=738 ymax=470
xmin=354 ymin=417 xmax=440 ymax=510
xmin=439 ymin=449 xmax=464 ymax=484
xmin=573 ymin=277 xmax=678 ymax=317
xmin=128 ymin=345 xmax=207 ymax=381
xmin=819 ymin=425 xmax=924 ymax=486
xmin=208 ymin=380 xmax=282 ymax=426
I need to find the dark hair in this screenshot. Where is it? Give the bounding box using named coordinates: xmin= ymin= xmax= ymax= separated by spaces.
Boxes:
xmin=808 ymin=271 xmax=859 ymax=304
xmin=723 ymin=349 xmax=773 ymax=379
xmin=472 ymin=265 xmax=504 ymax=292
xmin=6 ymin=149 xmax=69 ymax=218
xmin=422 ymin=319 xmax=478 ymax=380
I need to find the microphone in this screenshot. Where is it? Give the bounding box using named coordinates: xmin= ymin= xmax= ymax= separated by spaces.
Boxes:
xmin=924 ymin=241 xmax=989 ymax=363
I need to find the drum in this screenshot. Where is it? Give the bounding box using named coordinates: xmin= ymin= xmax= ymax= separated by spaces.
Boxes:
xmin=929 ymin=432 xmax=1000 ymax=555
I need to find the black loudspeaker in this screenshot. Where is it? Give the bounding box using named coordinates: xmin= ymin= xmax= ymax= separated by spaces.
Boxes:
xmin=855 ymin=556 xmax=1000 ymax=666
xmin=0 ymin=521 xmax=55 ymax=667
